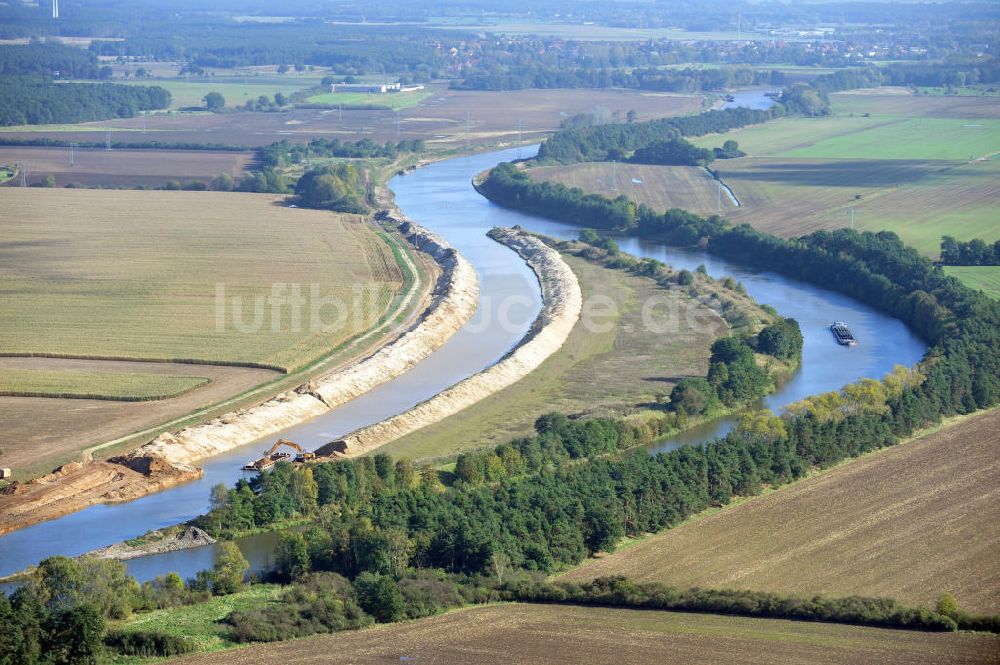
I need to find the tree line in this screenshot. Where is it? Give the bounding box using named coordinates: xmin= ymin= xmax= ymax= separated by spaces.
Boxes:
xmin=0 ymin=77 xmax=170 ymax=126
xmin=257 ymin=138 xmax=424 ymax=169
xmin=453 ymin=64 xmax=781 ymax=92
xmin=940 ymin=235 xmax=1000 ymax=266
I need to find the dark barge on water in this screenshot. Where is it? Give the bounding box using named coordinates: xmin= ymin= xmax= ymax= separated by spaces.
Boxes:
xmin=830 ymin=321 xmax=859 ymax=346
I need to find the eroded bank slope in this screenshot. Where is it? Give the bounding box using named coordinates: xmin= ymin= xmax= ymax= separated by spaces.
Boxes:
xmin=0 ymin=216 xmax=478 ymax=535
xmin=123 ymin=217 xmax=478 ymax=467
xmin=320 ymin=227 xmax=583 ymax=457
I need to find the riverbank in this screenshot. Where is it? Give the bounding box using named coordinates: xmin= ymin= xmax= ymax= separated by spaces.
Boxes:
xmin=0 ymin=216 xmax=478 ymax=536
xmin=320 ymin=226 xmax=583 ymax=457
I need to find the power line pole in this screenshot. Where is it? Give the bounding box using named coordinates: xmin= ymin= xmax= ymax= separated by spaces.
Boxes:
xmin=611 ymin=160 xmax=619 ymax=194
xmin=69 ymin=142 xmax=76 ymax=166
xmin=717 ymin=178 xmax=722 ymax=214
xmin=105 ymin=127 xmax=112 ymax=151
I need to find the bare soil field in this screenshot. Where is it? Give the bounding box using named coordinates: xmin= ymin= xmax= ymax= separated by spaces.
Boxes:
xmin=0 ymin=358 xmax=277 ymax=479
xmin=563 ymin=408 xmax=1000 ymax=614
xmin=717 ymin=158 xmax=1000 ymax=255
xmin=0 ymin=146 xmax=254 ymax=188
xmin=173 ymin=603 xmax=999 ymax=665
xmin=0 ymin=88 xmax=704 ymax=150
xmin=529 ymin=162 xmax=733 ymax=216
xmin=379 ymin=251 xmax=735 ymax=461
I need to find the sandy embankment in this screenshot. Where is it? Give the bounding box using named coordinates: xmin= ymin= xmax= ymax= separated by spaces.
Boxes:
xmin=319 ymin=227 xmax=583 ymax=457
xmin=0 ymin=217 xmax=478 ymax=535
xmin=122 ymin=217 xmax=478 ymax=467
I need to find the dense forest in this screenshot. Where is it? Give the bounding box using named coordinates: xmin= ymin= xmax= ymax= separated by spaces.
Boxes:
xmin=0 ymin=43 xmax=107 ymax=79
xmin=940 ymin=236 xmax=1000 ymax=266
xmin=0 ymin=77 xmax=170 ymax=125
xmin=538 ymin=106 xmax=779 ymax=163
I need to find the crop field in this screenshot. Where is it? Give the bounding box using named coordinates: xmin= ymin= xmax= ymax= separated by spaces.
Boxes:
xmin=945 ymin=266 xmax=1000 ymax=299
xmin=716 ymin=158 xmax=1000 ymax=255
xmin=121 ymin=75 xmax=324 ymax=109
xmin=529 ymin=163 xmax=734 ymax=216
xmin=0 ymin=188 xmax=404 ymax=371
xmin=0 ymin=188 xmax=407 ymax=475
xmin=0 ymin=368 xmax=208 ymax=400
xmin=0 ymin=358 xmax=277 ymax=478
xmin=0 ymin=146 xmax=254 ymax=188
xmin=693 ymin=115 xmax=1000 ymax=160
xmin=0 ymin=88 xmax=704 ymax=150
xmin=685 ymin=91 xmax=1000 ymax=255
xmin=379 ymin=251 xmax=732 ymax=461
xmin=176 ymin=603 xmax=999 ymax=665
xmin=563 ymin=408 xmax=1000 ymax=615
xmin=305 ymin=90 xmax=431 ymax=110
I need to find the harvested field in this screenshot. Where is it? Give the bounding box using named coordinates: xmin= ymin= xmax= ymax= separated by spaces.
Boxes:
xmin=528 ymin=162 xmax=733 ymax=216
xmin=0 ymin=88 xmax=704 ymax=150
xmin=945 ymin=266 xmax=1000 ymax=299
xmin=0 ymin=357 xmax=277 ymax=479
xmin=830 ymin=90 xmax=1000 ymax=119
xmin=379 ymin=249 xmax=735 ymax=461
xmin=562 ymin=408 xmax=1000 ymax=614
xmin=0 ymin=188 xmax=410 ymax=477
xmin=0 ymin=146 xmax=253 ymax=188
xmin=0 ymin=368 xmax=208 ymax=400
xmin=715 ymin=158 xmax=1000 ymax=255
xmin=172 ymin=603 xmax=1000 ymax=665
xmin=0 ymin=188 xmax=403 ymax=371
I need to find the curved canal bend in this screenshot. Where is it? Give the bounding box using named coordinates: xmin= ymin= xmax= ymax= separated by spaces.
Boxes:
xmin=0 ymin=145 xmax=926 ymax=581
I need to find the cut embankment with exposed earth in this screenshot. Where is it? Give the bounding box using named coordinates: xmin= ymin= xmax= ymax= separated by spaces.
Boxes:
xmin=0 ymin=188 xmax=416 ymax=476
xmin=562 ymin=407 xmax=1000 ymax=615
xmin=131 ymin=217 xmax=478 ymax=467
xmin=322 ymin=227 xmax=582 ymax=458
xmin=0 ymin=213 xmax=474 ymax=535
xmin=167 ymin=603 xmax=1000 ymax=665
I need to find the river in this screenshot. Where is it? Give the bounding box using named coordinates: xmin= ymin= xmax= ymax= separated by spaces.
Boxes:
xmin=0 ymin=140 xmax=925 ymax=583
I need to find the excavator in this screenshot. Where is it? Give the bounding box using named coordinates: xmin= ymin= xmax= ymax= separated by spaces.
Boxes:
xmin=241 ymin=439 xmax=315 ymax=471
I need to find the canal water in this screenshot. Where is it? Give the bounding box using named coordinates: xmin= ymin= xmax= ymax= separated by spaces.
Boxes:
xmin=0 ymin=138 xmax=925 ymax=582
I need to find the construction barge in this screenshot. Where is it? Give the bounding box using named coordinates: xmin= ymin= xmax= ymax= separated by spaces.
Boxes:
xmin=830 ymin=321 xmax=859 ymax=346
xmin=242 ymin=439 xmax=316 ymax=472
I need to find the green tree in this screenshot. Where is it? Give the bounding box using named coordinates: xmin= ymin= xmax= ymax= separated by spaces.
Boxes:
xmin=46 ymin=603 xmax=105 ymax=665
xmin=275 ymin=531 xmax=311 ymax=581
xmin=353 ymin=572 xmax=404 ymax=622
xmin=212 ymin=542 xmax=249 ymax=595
xmin=936 ymin=592 xmax=958 ymax=617
xmin=202 ymin=91 xmax=225 ymax=111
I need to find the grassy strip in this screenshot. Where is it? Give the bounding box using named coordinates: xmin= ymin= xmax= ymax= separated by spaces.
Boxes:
xmin=0 ymin=369 xmax=209 ymax=401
